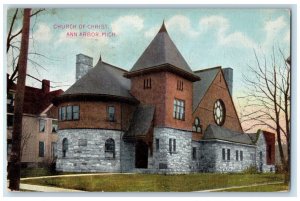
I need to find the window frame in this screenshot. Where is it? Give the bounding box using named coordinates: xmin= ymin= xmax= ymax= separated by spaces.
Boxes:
xmin=39 ymin=141 xmax=45 ymax=157
xmin=192 ymin=147 xmax=197 ymax=160
xmin=236 ymin=150 xmax=239 ymax=161
xmin=213 ymin=99 xmax=226 ymax=126
xmin=59 ymin=105 xmax=80 ymax=121
xmin=107 ymin=105 xmax=116 ymax=122
xmin=144 ymin=78 xmax=152 ymax=89
xmin=155 ymin=138 xmax=160 ymax=151
xmin=227 ymin=149 xmax=230 ymax=161
xmin=105 ymin=138 xmax=115 ymax=159
xmin=222 ymin=148 xmax=226 ymax=161
xmin=52 ymin=120 xmax=58 ymax=133
xmin=240 ymin=150 xmax=243 ymax=161
xmin=173 ymin=98 xmax=185 ymax=120
xmin=39 ymin=119 xmax=46 ymax=133
xmin=62 ymin=138 xmax=68 ymax=158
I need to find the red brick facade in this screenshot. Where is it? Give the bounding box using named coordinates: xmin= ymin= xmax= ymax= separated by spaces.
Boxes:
xmin=192 ymin=70 xmax=243 ymax=141
xmin=263 ymin=131 xmax=276 ymax=165
xmin=130 ymin=71 xmax=193 ymax=131
xmin=58 ymin=101 xmax=135 ymax=131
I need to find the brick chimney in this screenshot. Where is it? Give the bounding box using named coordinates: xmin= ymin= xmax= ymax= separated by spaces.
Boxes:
xmin=76 ymin=54 xmax=93 ymax=81
xmin=42 ymin=79 xmax=50 ymax=93
xmin=222 ymin=68 xmax=233 ymax=96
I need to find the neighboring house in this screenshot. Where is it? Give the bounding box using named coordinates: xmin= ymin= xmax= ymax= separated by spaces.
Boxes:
xmin=53 ymin=22 xmax=275 ymax=173
xmin=7 ymin=76 xmax=63 ymax=167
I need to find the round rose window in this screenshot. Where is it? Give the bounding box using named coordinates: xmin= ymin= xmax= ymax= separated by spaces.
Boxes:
xmin=213 ymin=99 xmax=226 ymax=126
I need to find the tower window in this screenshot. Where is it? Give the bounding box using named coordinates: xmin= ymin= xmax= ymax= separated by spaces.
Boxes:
xmin=177 ymin=80 xmax=183 ymax=91
xmin=173 ymin=99 xmax=185 ymax=120
xmin=144 ymin=78 xmax=151 ymax=89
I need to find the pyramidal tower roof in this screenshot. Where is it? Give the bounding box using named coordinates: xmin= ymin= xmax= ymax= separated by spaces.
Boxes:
xmin=126 ymin=22 xmax=199 ymax=81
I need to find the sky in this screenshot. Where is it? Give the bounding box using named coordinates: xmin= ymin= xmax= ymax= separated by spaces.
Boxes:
xmin=6 ymin=8 xmax=290 ymax=117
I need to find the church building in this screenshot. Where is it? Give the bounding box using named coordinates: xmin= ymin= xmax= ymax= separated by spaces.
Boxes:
xmin=53 ymin=22 xmax=275 ymax=173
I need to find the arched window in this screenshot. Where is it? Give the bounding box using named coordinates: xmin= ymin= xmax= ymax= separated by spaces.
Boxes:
xmin=192 ymin=117 xmax=202 ymax=133
xmin=105 ymin=138 xmax=115 ymax=159
xmin=62 ymin=138 xmax=68 ymax=157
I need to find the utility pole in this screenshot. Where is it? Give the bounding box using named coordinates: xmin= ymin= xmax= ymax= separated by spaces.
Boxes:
xmin=8 ymin=8 xmax=31 ymax=191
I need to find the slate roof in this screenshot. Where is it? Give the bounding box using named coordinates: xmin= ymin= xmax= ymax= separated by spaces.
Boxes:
xmin=123 ymin=105 xmax=155 ymax=140
xmin=130 ymin=22 xmax=194 ymax=74
xmin=202 ymin=124 xmax=258 ymax=145
xmin=60 ymin=59 xmax=136 ymax=101
xmin=192 ymin=67 xmax=221 ymax=111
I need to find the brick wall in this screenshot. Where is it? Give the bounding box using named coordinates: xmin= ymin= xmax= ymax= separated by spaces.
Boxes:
xmin=130 ymin=72 xmax=167 ymax=127
xmin=58 ymin=101 xmax=135 ymax=131
xmin=262 ymin=131 xmax=276 ymax=165
xmin=193 ymin=70 xmax=243 ymax=141
xmin=130 ymin=71 xmax=193 ymax=131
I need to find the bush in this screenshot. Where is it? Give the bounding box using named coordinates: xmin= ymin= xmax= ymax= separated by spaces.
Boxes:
xmin=242 ymin=165 xmax=259 ymax=174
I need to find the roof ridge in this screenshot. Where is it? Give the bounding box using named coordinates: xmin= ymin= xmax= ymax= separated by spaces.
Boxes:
xmin=194 ymin=66 xmax=222 ymax=73
xmin=102 ymin=61 xmax=128 ymax=72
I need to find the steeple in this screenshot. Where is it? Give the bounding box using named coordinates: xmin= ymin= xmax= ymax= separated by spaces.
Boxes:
xmin=159 ymin=20 xmax=167 ymax=33
xmin=125 ymin=21 xmax=199 ymax=81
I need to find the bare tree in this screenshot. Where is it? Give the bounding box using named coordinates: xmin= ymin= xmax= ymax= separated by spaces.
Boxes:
xmin=239 ymin=47 xmax=290 ymax=175
xmin=7 ymin=8 xmax=46 ymax=91
xmin=8 ymin=8 xmax=31 ymax=191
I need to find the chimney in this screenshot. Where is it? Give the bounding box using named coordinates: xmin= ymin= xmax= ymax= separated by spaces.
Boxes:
xmin=76 ymin=54 xmax=93 ymax=81
xmin=42 ymin=79 xmax=50 ymax=93
xmin=222 ymin=68 xmax=233 ymax=96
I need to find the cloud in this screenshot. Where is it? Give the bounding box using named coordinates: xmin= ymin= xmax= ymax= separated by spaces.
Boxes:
xmin=111 ymin=15 xmax=144 ymax=34
xmin=199 ymin=15 xmax=229 ymax=33
xmin=199 ymin=15 xmax=257 ymax=49
xmin=144 ymin=25 xmax=159 ymax=38
xmin=166 ymin=15 xmax=199 ymax=37
xmin=33 ymin=23 xmax=52 ymax=42
xmin=263 ymin=16 xmax=289 ymax=47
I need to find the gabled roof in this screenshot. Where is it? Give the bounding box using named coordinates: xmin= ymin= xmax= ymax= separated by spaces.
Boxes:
xmin=58 ymin=58 xmax=137 ymax=102
xmin=193 ymin=67 xmax=221 ymax=111
xmin=202 ymin=124 xmax=257 ymax=145
xmin=123 ymin=104 xmax=155 ymax=140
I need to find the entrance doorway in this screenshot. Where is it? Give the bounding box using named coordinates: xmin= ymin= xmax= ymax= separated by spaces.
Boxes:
xmin=135 ymin=140 xmax=148 ymax=168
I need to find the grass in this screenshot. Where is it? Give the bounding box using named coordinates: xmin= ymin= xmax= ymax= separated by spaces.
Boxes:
xmin=20 ymin=168 xmax=91 ymax=178
xmin=21 ymin=173 xmax=286 ymax=192
xmin=218 ymin=183 xmax=289 ymax=192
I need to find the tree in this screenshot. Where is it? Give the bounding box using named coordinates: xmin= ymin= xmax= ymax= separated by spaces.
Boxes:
xmin=7 ymin=8 xmax=45 ymax=92
xmin=8 ymin=8 xmax=31 ymax=191
xmin=239 ymin=47 xmax=290 ymax=177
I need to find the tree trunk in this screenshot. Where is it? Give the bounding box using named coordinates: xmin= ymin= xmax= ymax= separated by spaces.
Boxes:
xmin=8 ymin=8 xmax=31 ymax=191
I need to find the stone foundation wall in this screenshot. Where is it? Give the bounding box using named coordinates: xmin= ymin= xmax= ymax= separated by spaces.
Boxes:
xmin=56 ymin=129 xmax=122 ymax=172
xmin=120 ymin=141 xmax=135 ymax=172
xmin=152 ymin=127 xmax=192 ymax=173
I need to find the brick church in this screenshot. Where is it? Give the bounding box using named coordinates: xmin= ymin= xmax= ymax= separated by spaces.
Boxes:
xmin=53 ymin=22 xmax=275 ymax=173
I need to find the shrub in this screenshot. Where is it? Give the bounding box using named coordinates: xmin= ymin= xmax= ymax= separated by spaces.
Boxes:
xmin=242 ymin=165 xmax=259 ymax=174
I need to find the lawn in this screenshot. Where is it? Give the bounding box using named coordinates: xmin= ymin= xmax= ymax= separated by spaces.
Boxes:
xmin=218 ymin=183 xmax=289 ymax=192
xmin=21 ymin=173 xmax=287 ymax=192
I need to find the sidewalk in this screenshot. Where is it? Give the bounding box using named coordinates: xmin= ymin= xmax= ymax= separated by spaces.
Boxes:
xmin=19 ymin=183 xmax=85 ymax=192
xmin=194 ymin=181 xmax=285 ymax=192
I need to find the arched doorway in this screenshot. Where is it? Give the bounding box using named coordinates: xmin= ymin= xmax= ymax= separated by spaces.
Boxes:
xmin=135 ymin=140 xmax=148 ymax=168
